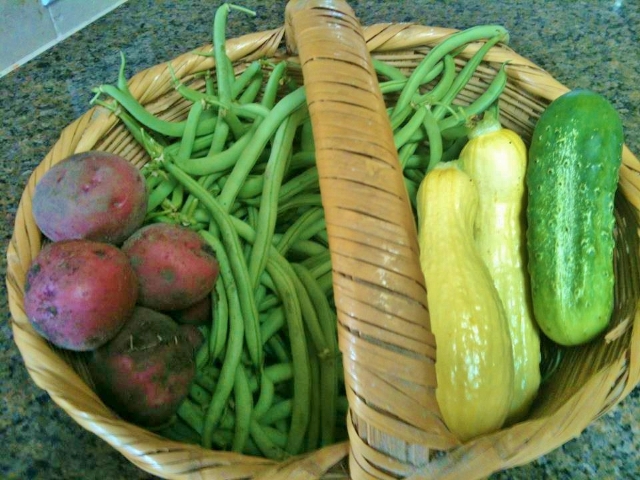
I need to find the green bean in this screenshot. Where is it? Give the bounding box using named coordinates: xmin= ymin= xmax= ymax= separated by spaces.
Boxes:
xmin=423 ymin=106 xmax=444 ymax=171
xmin=293 ymin=264 xmax=338 ymax=446
xmin=432 ymin=32 xmax=507 ymax=122
xmin=300 ymin=116 xmax=315 ymax=152
xmin=266 ymin=361 xmax=294 ymax=383
xmin=237 ymin=69 xmax=264 ymax=105
xmin=207 ymin=112 xmax=231 ymax=157
xmin=147 ymin=176 xmax=178 ymax=213
xmin=278 ymin=166 xmax=319 ymax=200
xmin=393 ymin=25 xmax=509 ymax=119
xmin=232 ymin=364 xmax=252 ymax=453
xmin=261 ymin=399 xmax=293 ymax=426
xmin=91 ymin=95 xmax=168 ymax=158
xmin=237 ymin=175 xmax=265 ymax=199
xmin=260 ymin=307 xmax=285 ymax=344
xmin=312 ymin=229 xmax=329 ymax=247
xmin=263 ymin=427 xmax=288 ymax=450
xmin=289 ymin=150 xmax=316 ymax=169
xmin=195 ymin=365 xmax=221 ymax=393
xmin=190 ymin=382 xmax=213 ymax=407
xmin=372 ymin=58 xmax=406 ymax=81
xmin=227 ymin=211 xmax=328 ymax=369
xmin=412 ymin=54 xmax=455 ymax=107
xmin=437 ymin=63 xmax=508 ymax=132
xmin=180 ymin=171 xmax=225 ymax=220
xmin=160 ymin=418 xmax=202 ymax=444
xmin=177 ymin=398 xmax=205 ymax=435
xmin=259 ymin=293 xmax=281 ymax=313
xmin=300 ymin=249 xmax=332 ymax=276
xmin=195 ymin=346 xmax=210 ymax=372
xmin=287 ymin=238 xmax=328 ymax=258
xmin=378 ymin=78 xmax=408 ymax=95
xmin=144 ymin=170 xmax=166 ymax=192
xmin=404 ymin=167 xmax=426 ymax=186
xmin=250 ymin=420 xmax=288 ymax=460
xmin=210 ymin=277 xmax=229 ymax=361
xmin=440 ymin=123 xmax=469 ymax=142
xmin=264 ymin=258 xmax=311 ymax=455
xmin=261 ymin=61 xmax=288 ymax=109
xmin=248 ymin=108 xmax=306 ymax=290
xmin=231 ymin=60 xmax=263 ymax=99
xmin=398 ymin=141 xmax=419 ymax=170
xmin=441 ymin=135 xmax=469 ymax=163
xmin=93 ymin=84 xmax=217 ymax=137
xmin=275 ymin=207 xmax=325 ymax=256
xmin=253 ymin=373 xmax=275 ymax=421
xmin=404 ymin=177 xmax=419 ymax=211
xmin=316 ymin=270 xmax=334 ymax=296
xmin=196 ymin=233 xmax=245 ymax=449
xmin=266 ymin=334 xmax=291 ymax=364
xmin=116 ymin=51 xmax=130 ymax=92
xmin=277 ymin=194 xmax=323 ymax=215
xmin=393 ymin=106 xmax=427 ymax=151
xmin=217 ymin=86 xmax=307 ymax=211
xmin=177 ymin=99 xmax=206 ymax=162
xmin=166 ymin=121 xmax=255 ymax=175
xmin=213 ymin=4 xmax=239 ymax=104
xmin=170 ymin=182 xmax=184 ymax=210
xmin=376 ymin=59 xmax=445 ymax=95
xmin=292 ymin=269 xmax=330 ymax=358
xmin=305 ymin=335 xmax=321 ymax=452
xmin=389 ymin=102 xmax=416 ymax=132
xmin=254 ymin=283 xmax=268 ymax=308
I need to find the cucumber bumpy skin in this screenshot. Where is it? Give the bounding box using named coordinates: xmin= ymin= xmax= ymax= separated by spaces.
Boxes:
xmin=526 ymin=89 xmax=624 ymax=346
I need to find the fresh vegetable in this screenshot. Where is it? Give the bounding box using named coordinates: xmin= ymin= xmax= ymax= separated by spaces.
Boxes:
xmin=122 ymin=223 xmax=220 ymax=311
xmin=87 ymin=306 xmax=202 ymax=428
xmin=24 ymin=239 xmax=138 ymax=351
xmin=84 ymin=1 xmax=513 ymax=455
xmin=458 ymin=110 xmax=540 ymax=423
xmin=169 ymin=294 xmax=213 ymax=326
xmin=526 ymin=89 xmax=624 ymax=346
xmin=417 ymin=161 xmax=514 ymax=441
xmin=32 ymin=151 xmax=147 ymax=244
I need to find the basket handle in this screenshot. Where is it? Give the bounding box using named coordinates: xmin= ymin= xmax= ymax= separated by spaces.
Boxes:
xmin=285 ymin=0 xmax=459 ymax=476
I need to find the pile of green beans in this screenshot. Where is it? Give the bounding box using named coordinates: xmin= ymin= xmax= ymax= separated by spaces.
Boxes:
xmin=90 ymin=2 xmax=509 ymax=460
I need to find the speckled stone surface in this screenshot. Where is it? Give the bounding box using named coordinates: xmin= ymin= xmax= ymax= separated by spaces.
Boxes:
xmin=1 ymin=1 xmax=639 ymax=479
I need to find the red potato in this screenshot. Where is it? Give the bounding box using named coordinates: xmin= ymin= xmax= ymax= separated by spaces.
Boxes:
xmin=87 ymin=306 xmax=203 ymax=427
xmin=168 ymin=294 xmax=213 ymax=326
xmin=24 ymin=239 xmax=138 ymax=351
xmin=32 ymin=151 xmax=147 ymax=245
xmin=122 ymin=223 xmax=219 ymax=311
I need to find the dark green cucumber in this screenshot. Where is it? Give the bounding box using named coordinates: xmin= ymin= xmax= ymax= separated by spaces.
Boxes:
xmin=526 ymin=89 xmax=623 ymax=346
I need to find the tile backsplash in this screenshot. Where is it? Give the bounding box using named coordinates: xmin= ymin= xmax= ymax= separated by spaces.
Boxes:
xmin=0 ymin=0 xmax=127 ymax=77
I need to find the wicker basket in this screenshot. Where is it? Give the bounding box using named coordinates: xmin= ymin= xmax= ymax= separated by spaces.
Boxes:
xmin=6 ymin=1 xmax=640 ymax=478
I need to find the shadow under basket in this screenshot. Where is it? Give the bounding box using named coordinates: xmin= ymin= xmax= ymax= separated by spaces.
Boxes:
xmin=6 ymin=1 xmax=640 ymax=479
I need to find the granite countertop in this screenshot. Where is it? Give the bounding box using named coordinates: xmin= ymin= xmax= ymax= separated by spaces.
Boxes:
xmin=1 ymin=1 xmax=639 ymax=479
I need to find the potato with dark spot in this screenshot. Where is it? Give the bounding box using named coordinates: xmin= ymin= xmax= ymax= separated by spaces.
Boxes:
xmin=24 ymin=239 xmax=138 ymax=351
xmin=87 ymin=306 xmax=202 ymax=427
xmin=122 ymin=224 xmax=219 ymax=311
xmin=32 ymin=151 xmax=148 ymax=244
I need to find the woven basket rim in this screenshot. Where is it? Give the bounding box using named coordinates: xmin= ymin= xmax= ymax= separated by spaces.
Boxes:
xmin=6 ymin=3 xmax=640 ymax=478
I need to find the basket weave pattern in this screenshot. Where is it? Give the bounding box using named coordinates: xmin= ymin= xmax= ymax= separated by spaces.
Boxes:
xmin=6 ymin=1 xmax=640 ymax=479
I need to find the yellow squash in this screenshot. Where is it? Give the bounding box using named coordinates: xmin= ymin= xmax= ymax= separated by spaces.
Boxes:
xmin=458 ymin=112 xmax=541 ymax=423
xmin=417 ymin=161 xmax=514 ymax=442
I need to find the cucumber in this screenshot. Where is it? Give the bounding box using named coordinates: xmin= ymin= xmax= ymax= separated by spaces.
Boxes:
xmin=526 ymin=89 xmax=623 ymax=346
